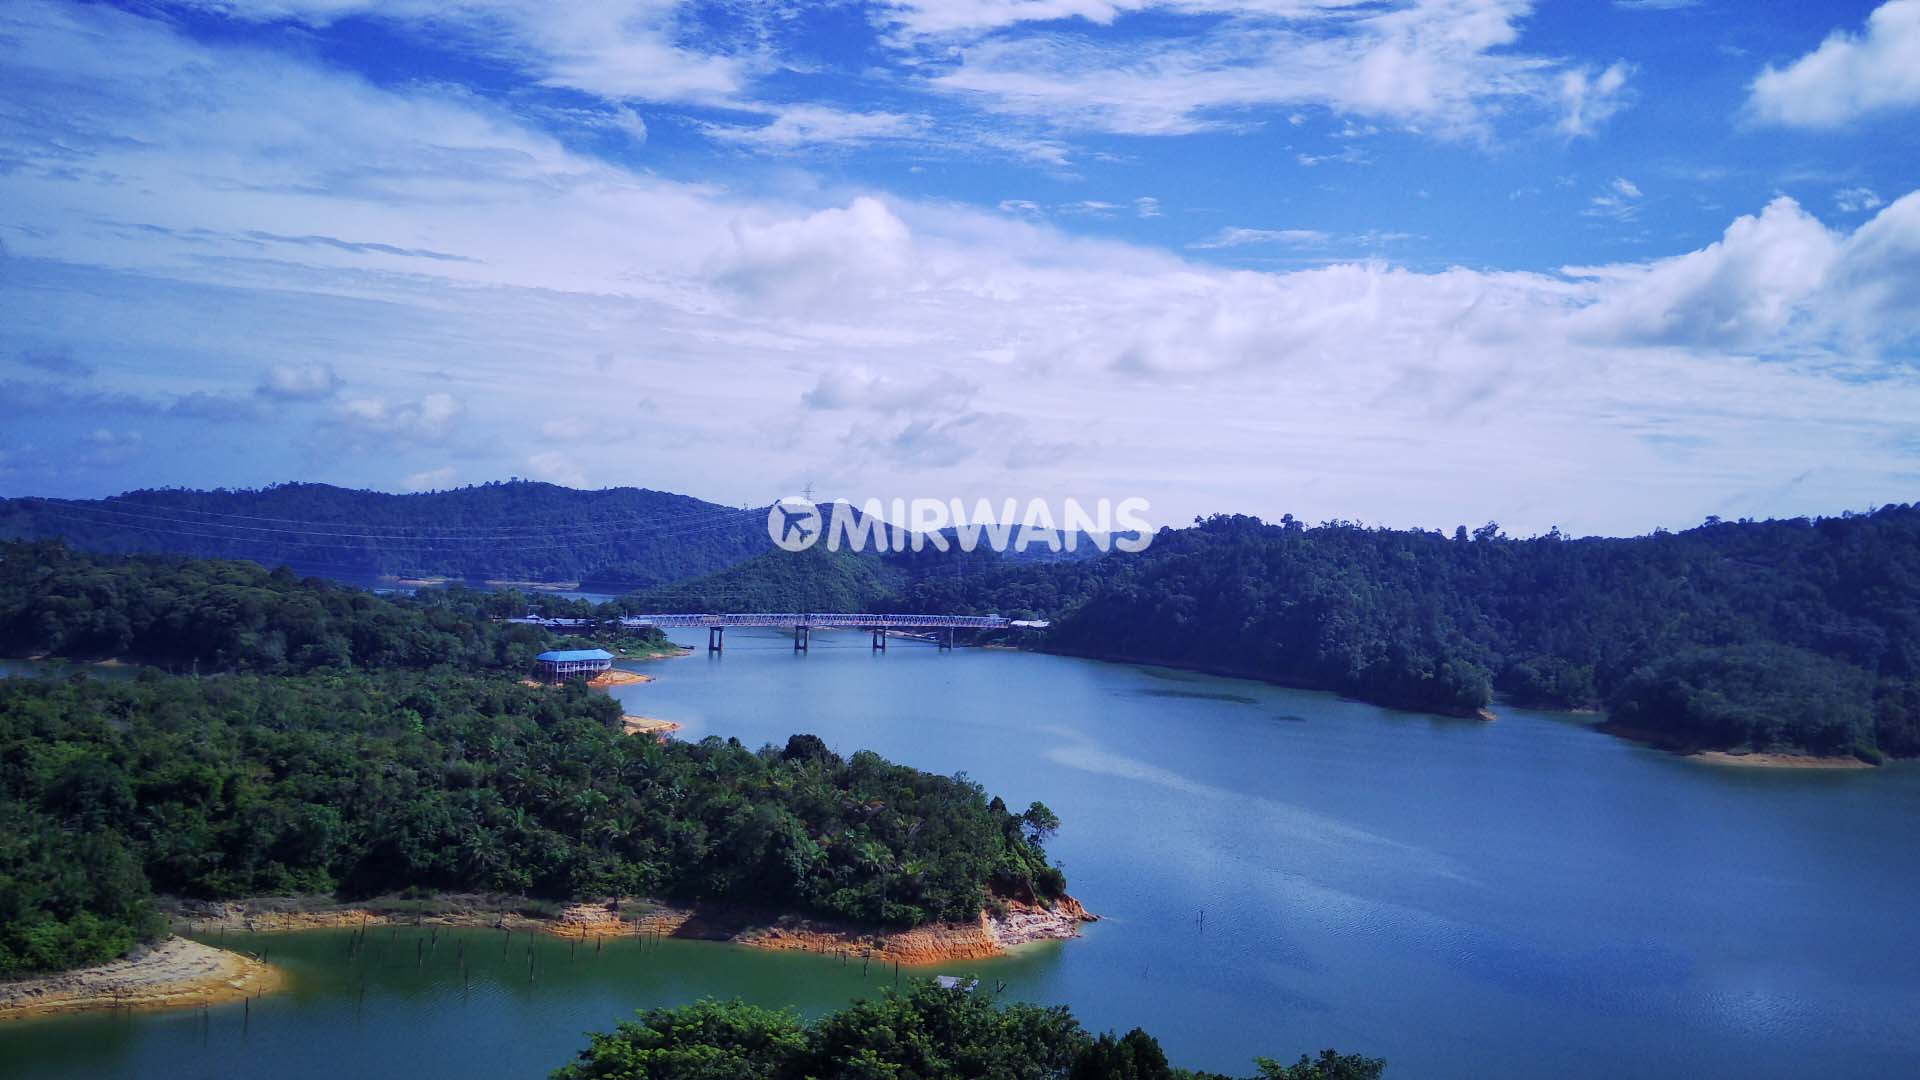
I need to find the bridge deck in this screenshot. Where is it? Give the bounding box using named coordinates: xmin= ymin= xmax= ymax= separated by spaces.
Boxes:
xmin=507 ymin=613 xmax=1010 ymax=630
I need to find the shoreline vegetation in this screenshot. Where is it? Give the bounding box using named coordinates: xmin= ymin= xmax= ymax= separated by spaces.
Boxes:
xmin=0 ymin=937 xmax=280 ymax=1022
xmin=1595 ymin=722 xmax=1879 ymax=769
xmin=1047 ymin=645 xmax=1506 ymax=723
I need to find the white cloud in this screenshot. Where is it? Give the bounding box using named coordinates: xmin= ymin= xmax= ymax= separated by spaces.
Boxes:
xmin=1836 ymin=186 xmax=1885 ymax=213
xmin=1584 ymin=176 xmax=1644 ymax=220
xmin=1823 ymin=189 xmax=1920 ymax=345
xmin=1749 ymin=0 xmax=1920 ymax=128
xmin=404 ymin=465 xmax=457 ymax=491
xmin=1556 ymin=61 xmax=1632 ymax=137
xmin=1134 ymin=196 xmax=1163 ymax=218
xmin=1297 ymin=146 xmax=1370 ymax=167
xmin=1189 ymin=227 xmax=1331 ymax=249
xmin=903 ymin=1 xmax=1628 ymax=141
xmin=257 ymin=362 xmax=342 ymax=401
xmin=331 ymin=393 xmax=466 ymax=444
xmin=172 ymin=0 xmax=747 ymax=106
xmin=1566 ymin=195 xmax=1845 ymax=347
xmin=525 ymin=450 xmax=589 ymax=488
xmin=5 ymin=1 xmax=1920 ymax=533
xmin=702 ymin=106 xmax=926 ymax=150
xmin=802 ymin=369 xmax=977 ymax=412
xmin=79 ymin=428 xmax=144 ymax=468
xmin=713 ymin=197 xmax=915 ymax=311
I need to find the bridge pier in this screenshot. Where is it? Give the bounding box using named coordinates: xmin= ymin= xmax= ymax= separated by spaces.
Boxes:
xmin=939 ymin=627 xmax=954 ymax=651
xmin=871 ymin=628 xmax=887 ymax=652
xmin=794 ymin=625 xmax=810 ymax=652
xmin=707 ymin=626 xmax=724 ymax=653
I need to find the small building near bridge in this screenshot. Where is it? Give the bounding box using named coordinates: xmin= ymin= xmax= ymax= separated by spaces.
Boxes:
xmin=534 ymin=648 xmax=614 ymax=682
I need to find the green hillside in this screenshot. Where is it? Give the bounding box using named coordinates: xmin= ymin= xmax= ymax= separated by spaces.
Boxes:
xmin=0 ymin=481 xmax=770 ymax=589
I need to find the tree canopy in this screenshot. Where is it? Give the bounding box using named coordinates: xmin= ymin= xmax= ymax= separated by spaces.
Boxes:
xmin=0 ymin=671 xmax=1063 ymax=976
xmin=552 ymin=984 xmax=1385 ymax=1080
xmin=888 ymin=508 xmax=1920 ymax=759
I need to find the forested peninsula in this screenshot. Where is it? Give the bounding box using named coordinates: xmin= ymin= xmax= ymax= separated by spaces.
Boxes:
xmin=0 ymin=546 xmax=1074 ymax=981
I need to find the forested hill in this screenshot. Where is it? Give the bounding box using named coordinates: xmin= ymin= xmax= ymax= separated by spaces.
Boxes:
xmin=0 ymin=481 xmax=771 ymax=589
xmin=627 ymin=545 xmax=906 ymax=613
xmin=881 ymin=508 xmax=1920 ymax=761
xmin=0 ymin=541 xmax=564 ymax=673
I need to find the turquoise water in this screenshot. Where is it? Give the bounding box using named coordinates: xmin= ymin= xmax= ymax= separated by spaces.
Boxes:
xmin=5 ymin=629 xmax=1919 ymax=1078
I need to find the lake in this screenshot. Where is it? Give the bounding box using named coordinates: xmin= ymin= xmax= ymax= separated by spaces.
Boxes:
xmin=5 ymin=629 xmax=1919 ymax=1078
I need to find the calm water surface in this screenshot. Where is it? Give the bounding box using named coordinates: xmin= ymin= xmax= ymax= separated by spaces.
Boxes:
xmin=6 ymin=630 xmax=1919 ymax=1078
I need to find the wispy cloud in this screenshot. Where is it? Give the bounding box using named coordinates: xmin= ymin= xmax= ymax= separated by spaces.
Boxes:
xmin=701 ymin=105 xmax=926 ymax=150
xmin=257 ymin=363 xmax=343 ymax=402
xmin=1297 ymin=146 xmax=1371 ymax=167
xmin=1557 ymin=62 xmax=1633 ymax=137
xmin=1189 ymin=227 xmax=1331 ymax=250
xmin=1836 ymin=186 xmax=1884 ymax=213
xmin=1584 ymin=176 xmax=1645 ymax=221
xmin=18 ymin=346 xmax=93 ymax=378
xmin=901 ymin=1 xmax=1632 ymax=142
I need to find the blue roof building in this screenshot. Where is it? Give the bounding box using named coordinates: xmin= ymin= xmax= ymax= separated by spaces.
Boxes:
xmin=534 ymin=648 xmax=614 ymax=681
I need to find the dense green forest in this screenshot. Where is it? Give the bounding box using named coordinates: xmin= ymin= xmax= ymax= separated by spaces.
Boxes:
xmin=0 ymin=541 xmax=568 ymax=673
xmin=679 ymin=508 xmax=1920 ymax=759
xmin=0 ymin=671 xmax=1063 ymax=976
xmin=593 ymin=503 xmax=1920 ymax=758
xmin=14 ymin=486 xmax=1920 ymax=759
xmin=554 ymin=985 xmax=1383 ymax=1080
xmin=0 ymin=482 xmax=770 ymax=589
xmin=627 ymin=546 xmax=906 ymax=613
xmin=886 ymin=509 xmax=1920 ymax=760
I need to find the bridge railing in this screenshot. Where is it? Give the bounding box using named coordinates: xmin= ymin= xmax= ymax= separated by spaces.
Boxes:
xmin=505 ymin=612 xmax=1011 ymax=630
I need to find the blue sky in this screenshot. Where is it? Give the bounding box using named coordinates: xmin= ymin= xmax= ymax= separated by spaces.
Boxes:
xmin=2 ymin=0 xmax=1918 ymax=535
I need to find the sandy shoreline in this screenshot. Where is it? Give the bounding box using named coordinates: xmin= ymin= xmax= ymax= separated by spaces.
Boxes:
xmin=1597 ymin=722 xmax=1876 ymax=769
xmin=519 ymin=669 xmax=654 ymax=691
xmin=1686 ymin=750 xmax=1874 ymax=770
xmin=0 ymin=937 xmax=282 ymax=1022
xmin=163 ymin=893 xmax=1094 ymax=967
xmin=621 ymin=715 xmax=682 ymax=739
xmin=587 ymin=668 xmax=652 ymax=688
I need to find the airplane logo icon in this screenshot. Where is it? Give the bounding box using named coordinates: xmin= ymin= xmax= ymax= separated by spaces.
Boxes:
xmin=767 ymin=497 xmax=822 ymax=551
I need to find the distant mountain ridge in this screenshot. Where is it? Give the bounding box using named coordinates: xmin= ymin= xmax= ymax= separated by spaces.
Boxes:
xmin=0 ymin=481 xmax=772 ymax=590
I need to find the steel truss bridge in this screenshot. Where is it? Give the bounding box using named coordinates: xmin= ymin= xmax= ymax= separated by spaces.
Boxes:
xmin=506 ymin=612 xmax=1011 ymax=652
